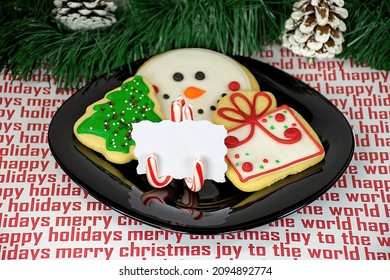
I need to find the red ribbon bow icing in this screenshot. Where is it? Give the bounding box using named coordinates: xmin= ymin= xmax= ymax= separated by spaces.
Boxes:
xmin=217 ymin=91 xmax=273 ymax=125
xmin=217 ymin=92 xmax=302 ymax=148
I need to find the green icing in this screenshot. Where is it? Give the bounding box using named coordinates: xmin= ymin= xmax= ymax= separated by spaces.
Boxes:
xmin=76 ymin=75 xmax=162 ymax=154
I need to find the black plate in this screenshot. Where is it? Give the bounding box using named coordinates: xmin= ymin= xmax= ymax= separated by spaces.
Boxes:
xmin=48 ymin=56 xmax=354 ymax=234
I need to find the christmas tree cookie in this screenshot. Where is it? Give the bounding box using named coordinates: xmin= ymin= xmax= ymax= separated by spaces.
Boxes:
xmin=213 ymin=91 xmax=325 ymax=192
xmin=74 ymin=75 xmax=164 ymax=164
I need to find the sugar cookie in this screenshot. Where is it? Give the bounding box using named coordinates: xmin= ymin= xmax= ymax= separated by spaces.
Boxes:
xmin=74 ymin=75 xmax=163 ymax=164
xmin=136 ymin=48 xmax=260 ymax=121
xmin=214 ymin=91 xmax=325 ymax=192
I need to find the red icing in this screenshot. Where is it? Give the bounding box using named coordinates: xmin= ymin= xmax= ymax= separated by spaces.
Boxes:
xmin=217 ymin=92 xmax=272 ymax=125
xmin=284 ymin=127 xmax=302 ymax=141
xmin=153 ymin=85 xmax=159 ymax=93
xmin=218 ymin=94 xmax=302 ymax=146
xmin=234 ymin=154 xmax=240 ymax=159
xmin=275 ymin=113 xmax=285 ymax=122
xmin=225 ymin=136 xmax=240 ymax=148
xmin=242 ymin=162 xmax=253 ymax=172
xmin=263 ymin=159 xmax=268 ymax=163
xmin=228 ymin=81 xmax=241 ymax=91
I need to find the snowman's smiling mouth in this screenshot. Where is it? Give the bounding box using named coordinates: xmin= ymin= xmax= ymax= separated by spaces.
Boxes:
xmin=184 ymin=86 xmax=206 ymax=99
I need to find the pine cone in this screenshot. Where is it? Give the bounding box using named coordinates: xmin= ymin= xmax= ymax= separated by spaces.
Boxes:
xmin=53 ymin=0 xmax=118 ymax=31
xmin=282 ymin=0 xmax=348 ymax=59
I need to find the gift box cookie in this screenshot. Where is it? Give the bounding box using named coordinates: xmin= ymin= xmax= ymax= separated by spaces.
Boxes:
xmin=213 ymin=91 xmax=325 ymax=192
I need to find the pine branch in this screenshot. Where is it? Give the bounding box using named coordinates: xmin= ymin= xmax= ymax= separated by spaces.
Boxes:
xmin=0 ymin=0 xmax=51 ymax=22
xmin=0 ymin=1 xmax=143 ymax=88
xmin=340 ymin=0 xmax=390 ymax=70
xmin=0 ymin=0 xmax=388 ymax=89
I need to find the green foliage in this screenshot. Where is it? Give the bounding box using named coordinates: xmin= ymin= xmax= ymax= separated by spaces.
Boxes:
xmin=340 ymin=0 xmax=390 ymax=70
xmin=0 ymin=0 xmax=388 ymax=88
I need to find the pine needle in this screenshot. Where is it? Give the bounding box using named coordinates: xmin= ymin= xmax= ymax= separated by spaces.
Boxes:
xmin=339 ymin=0 xmax=390 ymax=70
xmin=0 ymin=0 xmax=388 ymax=89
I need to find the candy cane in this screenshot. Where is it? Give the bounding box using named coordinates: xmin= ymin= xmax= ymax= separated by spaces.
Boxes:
xmin=141 ymin=188 xmax=172 ymax=206
xmin=145 ymin=154 xmax=172 ymax=188
xmin=147 ymin=97 xmax=203 ymax=192
xmin=180 ymin=188 xmax=198 ymax=208
xmin=170 ymin=96 xmax=194 ymax=122
xmin=180 ymin=208 xmax=204 ymax=220
xmin=179 ymin=189 xmax=204 ymax=219
xmin=170 ymin=98 xmax=183 ymax=122
xmin=187 ymin=208 xmax=204 ymax=220
xmin=184 ymin=158 xmax=205 ymax=192
xmin=172 ymin=97 xmax=203 ymax=192
xmin=182 ymin=103 xmax=194 ymax=121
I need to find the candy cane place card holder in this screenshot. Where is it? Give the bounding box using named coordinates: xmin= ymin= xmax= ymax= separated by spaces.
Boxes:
xmin=132 ymin=96 xmax=227 ymax=192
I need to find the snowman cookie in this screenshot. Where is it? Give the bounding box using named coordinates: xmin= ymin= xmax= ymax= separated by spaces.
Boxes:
xmin=136 ymin=48 xmax=260 ymax=121
xmin=214 ymin=91 xmax=325 ymax=192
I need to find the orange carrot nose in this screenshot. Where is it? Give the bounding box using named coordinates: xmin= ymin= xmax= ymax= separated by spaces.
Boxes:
xmin=184 ymin=86 xmax=206 ymax=99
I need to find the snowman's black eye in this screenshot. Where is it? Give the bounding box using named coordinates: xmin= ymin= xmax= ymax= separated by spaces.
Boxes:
xmin=173 ymin=72 xmax=184 ymax=81
xmin=195 ymin=71 xmax=205 ymax=80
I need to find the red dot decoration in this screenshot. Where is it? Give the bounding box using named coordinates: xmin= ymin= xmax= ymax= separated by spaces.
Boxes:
xmin=242 ymin=162 xmax=253 ymax=172
xmin=275 ymin=113 xmax=286 ymax=122
xmin=153 ymin=85 xmax=159 ymax=93
xmin=225 ymin=136 xmax=240 ymax=148
xmin=263 ymin=159 xmax=268 ymax=163
xmin=261 ymin=118 xmax=267 ymax=123
xmin=292 ymin=123 xmax=297 ymax=127
xmin=284 ymin=127 xmax=302 ymax=141
xmin=234 ymin=154 xmax=240 ymax=159
xmin=228 ymin=81 xmax=240 ymax=91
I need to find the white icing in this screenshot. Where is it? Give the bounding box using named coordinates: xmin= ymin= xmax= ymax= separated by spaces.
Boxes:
xmin=226 ymin=106 xmax=323 ymax=182
xmin=136 ymin=48 xmax=257 ymax=121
